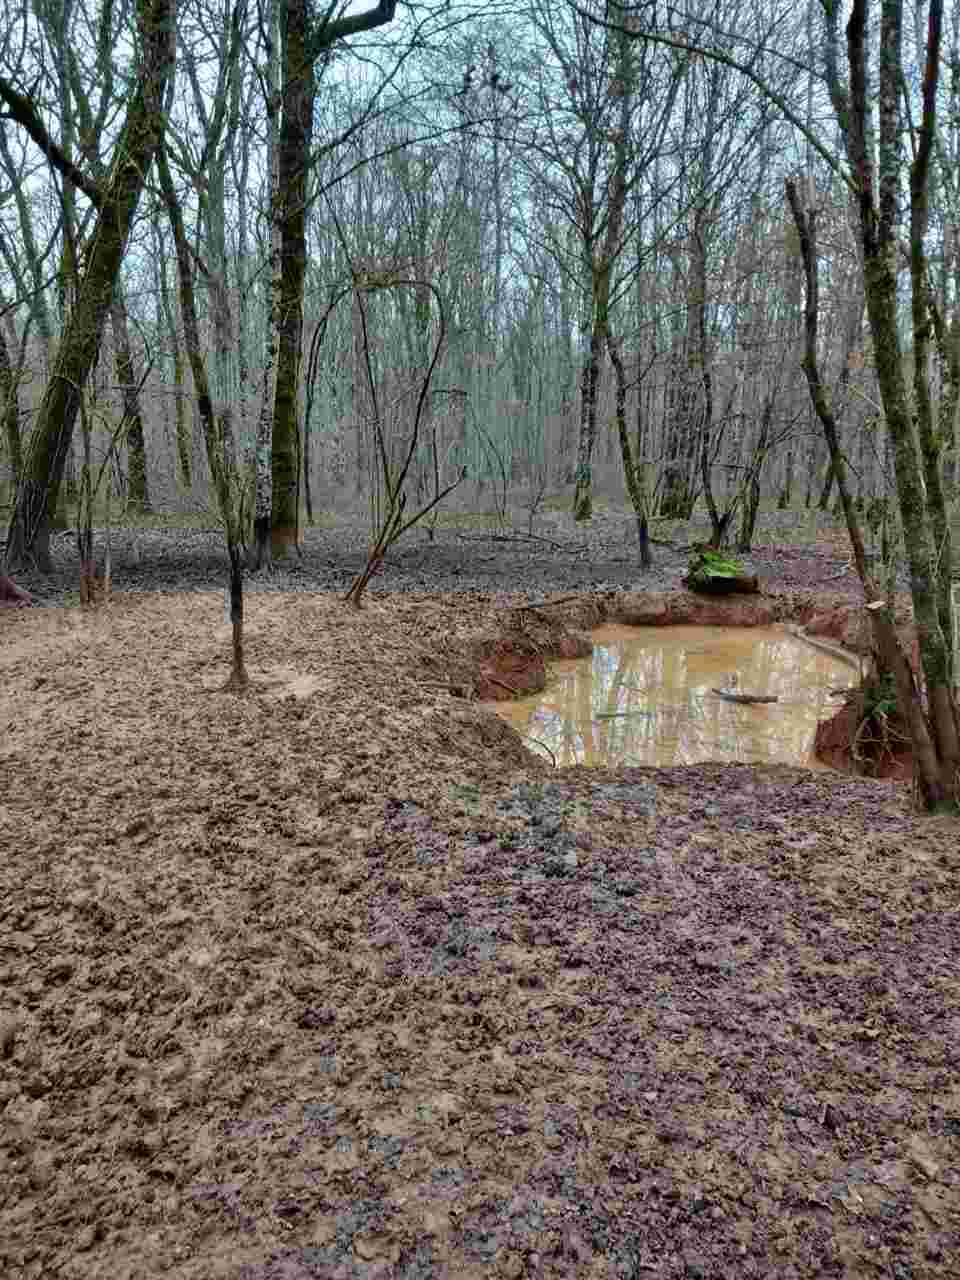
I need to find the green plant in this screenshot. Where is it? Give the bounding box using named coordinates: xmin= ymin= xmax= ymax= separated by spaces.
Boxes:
xmin=862 ymin=672 xmax=898 ymax=719
xmin=687 ymin=547 xmax=744 ymax=583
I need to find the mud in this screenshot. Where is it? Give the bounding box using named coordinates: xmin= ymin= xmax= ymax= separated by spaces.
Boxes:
xmin=1 ymin=514 xmax=957 ymax=1279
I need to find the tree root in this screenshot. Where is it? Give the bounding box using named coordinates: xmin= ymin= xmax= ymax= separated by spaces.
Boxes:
xmin=0 ymin=572 xmax=32 ymax=607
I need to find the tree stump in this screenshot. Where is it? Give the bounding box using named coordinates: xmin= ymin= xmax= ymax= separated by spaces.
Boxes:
xmin=684 ymin=572 xmax=759 ymax=596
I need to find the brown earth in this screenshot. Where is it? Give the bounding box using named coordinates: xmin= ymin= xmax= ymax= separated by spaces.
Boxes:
xmin=811 ymin=696 xmax=914 ymax=783
xmin=1 ymin=520 xmax=959 ymax=1280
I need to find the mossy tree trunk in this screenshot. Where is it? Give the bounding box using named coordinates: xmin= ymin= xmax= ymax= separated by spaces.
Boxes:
xmin=572 ymin=325 xmax=604 ymax=522
xmin=820 ymin=0 xmax=960 ymax=809
xmin=267 ymin=0 xmax=398 ymax=559
xmin=269 ymin=0 xmax=313 ymax=559
xmin=1 ymin=0 xmax=175 ymax=570
xmin=251 ymin=0 xmax=280 ymax=569
xmin=0 ymin=314 xmax=22 ymax=490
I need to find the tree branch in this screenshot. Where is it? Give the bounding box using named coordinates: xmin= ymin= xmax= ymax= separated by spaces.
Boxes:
xmin=307 ymin=0 xmax=398 ymax=63
xmin=572 ymin=1 xmax=853 ymax=189
xmin=0 ymin=76 xmax=103 ymax=208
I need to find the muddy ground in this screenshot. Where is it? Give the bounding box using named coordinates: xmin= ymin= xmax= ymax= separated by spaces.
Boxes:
xmin=1 ymin=507 xmax=959 ymax=1279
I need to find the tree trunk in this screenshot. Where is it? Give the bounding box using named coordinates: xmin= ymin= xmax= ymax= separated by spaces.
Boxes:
xmin=737 ymin=397 xmax=774 ymax=553
xmin=818 ymin=457 xmax=835 ymax=511
xmin=158 ymin=140 xmax=248 ymax=689
xmin=111 ymin=294 xmax=150 ymax=513
xmin=787 ymin=156 xmax=959 ymax=810
xmin=270 ymin=0 xmax=314 ymax=559
xmin=172 ymin=348 xmax=191 ymax=488
xmin=660 ymin=354 xmax=699 ymax=520
xmin=572 ymin=327 xmax=602 ymax=522
xmin=252 ymin=0 xmax=280 ymax=569
xmin=0 ymin=315 xmax=22 ymax=487
xmin=737 ymin=466 xmax=762 ymax=553
xmin=3 ymin=0 xmax=175 ymax=570
xmin=610 ymin=332 xmax=652 ymax=569
xmin=265 ymin=0 xmax=398 ymax=553
xmin=259 ymin=3 xmax=402 ymax=556
xmin=572 ymin=2 xmax=643 ymax=525
xmin=155 ymin=234 xmax=192 ymax=488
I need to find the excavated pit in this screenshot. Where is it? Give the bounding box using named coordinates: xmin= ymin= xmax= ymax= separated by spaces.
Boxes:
xmin=472 ymin=589 xmax=911 ymax=777
xmin=487 ymin=622 xmax=860 ymax=770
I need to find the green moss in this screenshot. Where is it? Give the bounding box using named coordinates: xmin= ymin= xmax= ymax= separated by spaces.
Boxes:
xmin=688 ymin=547 xmax=745 ymax=583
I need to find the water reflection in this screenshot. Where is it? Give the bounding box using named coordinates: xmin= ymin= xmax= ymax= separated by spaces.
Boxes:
xmin=490 ymin=624 xmax=857 ymax=769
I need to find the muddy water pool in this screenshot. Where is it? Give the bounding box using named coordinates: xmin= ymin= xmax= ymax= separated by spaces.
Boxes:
xmin=490 ymin=623 xmax=859 ymax=769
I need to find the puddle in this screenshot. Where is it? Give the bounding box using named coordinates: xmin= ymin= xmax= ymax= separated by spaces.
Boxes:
xmin=489 ymin=624 xmax=859 ymax=769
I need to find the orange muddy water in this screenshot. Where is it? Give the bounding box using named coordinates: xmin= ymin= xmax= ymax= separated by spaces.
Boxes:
xmin=490 ymin=623 xmax=859 ymax=770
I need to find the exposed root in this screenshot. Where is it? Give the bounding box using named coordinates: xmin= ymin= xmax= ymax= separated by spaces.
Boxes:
xmin=785 ymin=622 xmax=862 ymax=671
xmin=838 ymin=678 xmax=912 ymax=778
xmin=0 ymin=572 xmax=32 ymax=607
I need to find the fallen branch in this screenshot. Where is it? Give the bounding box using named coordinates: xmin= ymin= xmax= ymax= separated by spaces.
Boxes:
xmin=712 ymin=688 xmax=779 ymax=704
xmin=594 ymin=709 xmax=656 ymax=720
xmin=455 ymin=532 xmax=565 ymax=549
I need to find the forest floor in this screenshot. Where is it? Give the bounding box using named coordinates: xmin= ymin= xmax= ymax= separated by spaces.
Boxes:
xmin=1 ymin=504 xmax=959 ymax=1279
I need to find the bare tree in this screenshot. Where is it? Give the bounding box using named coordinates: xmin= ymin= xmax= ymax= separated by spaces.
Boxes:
xmin=520 ymin=3 xmax=686 ymax=521
xmin=158 ymin=137 xmax=250 ymax=689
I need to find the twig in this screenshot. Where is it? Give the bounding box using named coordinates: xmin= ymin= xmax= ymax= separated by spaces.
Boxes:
xmin=594 ymin=710 xmax=656 ymax=720
xmin=512 ymin=594 xmax=582 ymax=614
xmin=522 ymin=735 xmax=557 ymax=767
xmin=711 ymin=688 xmax=779 ymax=704
xmin=484 ymin=675 xmax=520 ymax=696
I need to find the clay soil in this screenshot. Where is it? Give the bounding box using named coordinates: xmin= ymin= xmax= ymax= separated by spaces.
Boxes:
xmin=1 ymin=509 xmax=959 ymax=1279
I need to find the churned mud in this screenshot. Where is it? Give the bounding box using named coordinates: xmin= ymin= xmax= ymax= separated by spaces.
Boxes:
xmin=1 ymin=511 xmax=958 ymax=1278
